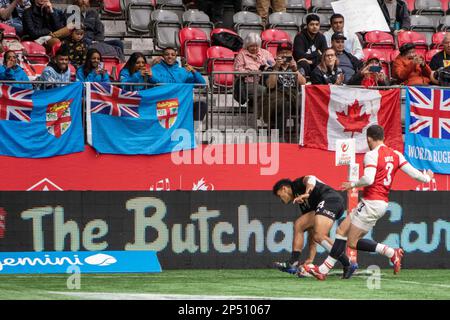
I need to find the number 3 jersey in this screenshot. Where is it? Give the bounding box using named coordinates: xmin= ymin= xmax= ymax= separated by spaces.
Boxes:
xmin=362 ymin=144 xmax=407 ymax=202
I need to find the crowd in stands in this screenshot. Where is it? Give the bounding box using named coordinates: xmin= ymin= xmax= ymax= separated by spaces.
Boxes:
xmin=1 ymin=0 xmax=450 ymax=128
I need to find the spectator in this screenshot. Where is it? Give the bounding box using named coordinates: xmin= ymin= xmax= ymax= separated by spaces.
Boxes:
xmin=149 ymin=47 xmax=207 ymax=122
xmin=64 ymin=24 xmax=87 ymax=69
xmin=0 ymin=50 xmax=32 ymax=88
xmin=0 ymin=0 xmax=31 ymax=36
xmin=293 ymin=14 xmax=327 ymax=78
xmin=430 ymin=33 xmax=450 ymax=71
xmin=119 ymin=52 xmax=150 ymax=91
xmin=234 ymin=32 xmax=274 ymax=105
xmin=323 ymin=13 xmax=364 ymax=60
xmin=76 ymin=48 xmax=110 ymax=82
xmin=348 ymin=52 xmax=390 ymax=87
xmin=378 ymin=0 xmax=410 ymax=33
xmin=23 ymin=0 xmax=71 ymax=52
xmin=392 ymin=43 xmax=432 ymax=86
xmin=197 ymin=0 xmax=224 ymax=26
xmin=262 ymin=42 xmax=306 ymax=131
xmin=69 ymin=0 xmax=125 ymax=62
xmin=310 ymin=47 xmax=344 ymax=85
xmin=256 ymin=0 xmax=285 ymax=25
xmin=330 ymin=32 xmax=363 ymax=84
xmin=40 ymin=43 xmax=71 ymax=88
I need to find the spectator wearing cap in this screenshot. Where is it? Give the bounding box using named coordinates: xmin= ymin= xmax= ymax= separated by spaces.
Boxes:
xmin=310 ymin=47 xmax=344 ymax=85
xmin=378 ymin=0 xmax=410 ymax=33
xmin=262 ymin=42 xmax=306 ymax=132
xmin=330 ymin=32 xmax=363 ymax=84
xmin=430 ymin=33 xmax=450 ymax=71
xmin=323 ymin=13 xmax=364 ymax=60
xmin=293 ymin=14 xmax=327 ymax=78
xmin=0 ymin=0 xmax=31 ymax=36
xmin=392 ymin=43 xmax=432 ymax=86
xmin=40 ymin=43 xmax=72 ymax=89
xmin=348 ymin=52 xmax=389 ymax=87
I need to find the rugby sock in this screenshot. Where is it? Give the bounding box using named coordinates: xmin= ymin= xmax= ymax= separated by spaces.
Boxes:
xmin=289 ymin=251 xmax=301 ymax=264
xmin=320 ymin=240 xmax=332 ymax=252
xmin=322 ymin=239 xmax=350 ymax=267
xmin=330 ymin=235 xmax=347 ymax=259
xmin=375 ymin=243 xmax=395 ymax=258
xmin=318 ymin=256 xmax=337 ymax=274
xmin=356 ymin=239 xmax=378 ymax=252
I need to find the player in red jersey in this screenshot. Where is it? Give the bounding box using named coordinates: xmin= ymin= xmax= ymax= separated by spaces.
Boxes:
xmin=305 ymin=124 xmax=433 ymax=280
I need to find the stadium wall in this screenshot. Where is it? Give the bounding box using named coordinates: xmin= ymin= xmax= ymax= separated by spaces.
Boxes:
xmin=0 ymin=191 xmax=448 ymax=269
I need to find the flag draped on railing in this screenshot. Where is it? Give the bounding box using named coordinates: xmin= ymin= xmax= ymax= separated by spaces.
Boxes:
xmin=404 ymin=86 xmax=450 ymax=174
xmin=86 ymin=83 xmax=196 ymax=155
xmin=0 ymin=82 xmax=84 ymax=158
xmin=300 ymin=85 xmax=402 ymax=153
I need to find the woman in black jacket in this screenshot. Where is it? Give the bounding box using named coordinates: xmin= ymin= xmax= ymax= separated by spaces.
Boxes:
xmin=310 ymin=47 xmax=345 ymax=85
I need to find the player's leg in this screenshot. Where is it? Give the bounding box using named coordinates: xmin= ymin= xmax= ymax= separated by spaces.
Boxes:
xmin=275 ymin=211 xmax=315 ymax=273
xmin=349 ymin=200 xmax=404 ymax=274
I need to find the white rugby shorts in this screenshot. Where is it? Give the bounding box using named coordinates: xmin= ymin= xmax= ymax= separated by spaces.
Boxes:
xmin=350 ymin=199 xmax=389 ymax=232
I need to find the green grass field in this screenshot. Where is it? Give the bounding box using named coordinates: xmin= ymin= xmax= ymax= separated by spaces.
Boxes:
xmin=0 ymin=269 xmax=449 ymax=300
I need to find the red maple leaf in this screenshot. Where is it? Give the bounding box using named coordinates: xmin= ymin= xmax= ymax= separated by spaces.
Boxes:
xmin=336 ymin=99 xmax=370 ymax=137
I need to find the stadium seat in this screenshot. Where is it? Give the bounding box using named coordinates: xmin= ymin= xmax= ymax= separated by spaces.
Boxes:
xmin=206 ymin=46 xmax=236 ymax=87
xmin=102 ymin=56 xmax=122 ymax=80
xmin=397 ymin=31 xmax=428 ymax=56
xmin=182 ymin=10 xmax=215 ymax=40
xmin=414 ymin=0 xmax=445 ymax=29
xmin=260 ymin=29 xmax=292 ymax=58
xmin=178 ymin=27 xmax=210 ymax=68
xmin=21 ymin=41 xmax=50 ymax=65
xmin=390 ymin=49 xmax=401 ymax=62
xmin=409 ymin=15 xmax=437 ymax=45
xmin=405 ymin=0 xmax=416 ymax=12
xmin=425 ymin=48 xmax=441 ymax=62
xmin=103 ymin=0 xmax=123 ymax=15
xmin=233 ymin=11 xmax=265 ymax=40
xmin=242 ymin=0 xmax=257 ymax=12
xmin=268 ymin=12 xmax=299 ymax=41
xmin=364 ymin=30 xmax=395 ymax=49
xmin=210 ymin=28 xmax=242 ymax=53
xmin=151 ymin=9 xmax=182 ymax=50
xmin=431 ymin=31 xmax=447 ymax=48
xmin=0 ymin=22 xmax=19 ymax=40
xmin=125 ymin=0 xmax=153 ymax=34
xmin=438 ymin=15 xmax=450 ymax=31
xmin=286 ymin=0 xmax=307 ymax=22
xmin=310 ymin=0 xmax=334 ymax=14
xmin=156 ymin=0 xmax=186 ymax=22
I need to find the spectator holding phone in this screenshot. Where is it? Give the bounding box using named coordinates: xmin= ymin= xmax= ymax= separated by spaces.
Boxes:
xmin=0 ymin=50 xmax=32 ymax=89
xmin=348 ymin=52 xmax=389 ymax=87
xmin=119 ymin=52 xmax=151 ymax=91
xmin=310 ymin=47 xmax=344 ymax=85
xmin=76 ymin=48 xmax=110 ymax=82
xmin=392 ymin=43 xmax=432 ymax=86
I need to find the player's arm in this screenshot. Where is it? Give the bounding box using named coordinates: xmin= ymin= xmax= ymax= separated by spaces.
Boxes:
xmin=396 ymin=151 xmax=433 ymax=182
xmin=342 ymin=153 xmax=377 ymax=190
xmin=293 ymin=176 xmax=317 ymax=203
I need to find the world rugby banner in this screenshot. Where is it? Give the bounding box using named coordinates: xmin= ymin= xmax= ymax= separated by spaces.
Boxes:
xmin=300 ymin=85 xmax=402 ymax=153
xmin=0 ymin=83 xmax=84 ymax=158
xmin=86 ymin=83 xmax=196 ymax=155
xmin=405 ymin=87 xmax=450 ymax=174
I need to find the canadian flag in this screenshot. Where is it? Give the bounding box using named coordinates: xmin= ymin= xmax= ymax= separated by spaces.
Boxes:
xmin=300 ymin=85 xmax=402 ymax=153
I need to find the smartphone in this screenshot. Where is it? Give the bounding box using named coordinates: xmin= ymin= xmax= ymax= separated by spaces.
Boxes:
xmin=284 ymin=56 xmax=293 ymax=63
xmin=369 ymin=65 xmax=382 ymax=73
xmin=98 ymin=62 xmax=104 ymax=70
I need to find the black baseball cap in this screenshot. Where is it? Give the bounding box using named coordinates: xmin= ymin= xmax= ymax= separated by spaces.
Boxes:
xmin=331 ymin=32 xmax=347 ymax=41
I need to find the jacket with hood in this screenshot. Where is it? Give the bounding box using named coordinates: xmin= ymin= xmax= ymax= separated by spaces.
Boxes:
xmin=393 ymin=54 xmax=432 ymax=85
xmin=293 ymin=29 xmax=328 ymax=66
xmin=0 ymin=64 xmax=32 ymax=89
xmin=149 ymin=60 xmax=206 ymax=85
xmin=40 ymin=61 xmax=71 ymax=88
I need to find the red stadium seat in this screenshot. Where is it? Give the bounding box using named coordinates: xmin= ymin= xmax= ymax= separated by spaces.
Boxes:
xmin=390 ymin=49 xmax=401 ymax=61
xmin=364 ymin=31 xmax=395 ymax=49
xmin=178 ymin=27 xmax=210 ymax=68
xmin=102 ymin=56 xmax=121 ymax=81
xmin=21 ymin=41 xmax=50 ymax=64
xmin=0 ymin=22 xmax=19 ymax=40
xmin=431 ymin=31 xmax=447 ymax=48
xmin=425 ymin=48 xmax=441 ymax=62
xmin=397 ymin=31 xmax=428 ymax=56
xmin=210 ymin=28 xmax=242 ymax=53
xmin=103 ymin=0 xmax=122 ymax=15
xmin=206 ymin=46 xmax=236 ymax=87
xmin=405 ymin=0 xmax=415 ymax=12
xmin=260 ymin=29 xmax=292 ymax=58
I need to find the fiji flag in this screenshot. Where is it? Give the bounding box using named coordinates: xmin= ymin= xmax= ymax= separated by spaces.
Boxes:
xmin=86 ymin=83 xmax=196 ymax=154
xmin=0 ymin=82 xmax=84 ymax=158
xmin=405 ymin=86 xmax=450 ymax=174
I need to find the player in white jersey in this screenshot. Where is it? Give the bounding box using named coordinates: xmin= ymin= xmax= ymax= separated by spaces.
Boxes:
xmin=305 ymin=124 xmax=433 ymax=280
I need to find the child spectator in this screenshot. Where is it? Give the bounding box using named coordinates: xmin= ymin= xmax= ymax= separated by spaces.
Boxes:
xmin=64 ymin=24 xmax=87 ymax=69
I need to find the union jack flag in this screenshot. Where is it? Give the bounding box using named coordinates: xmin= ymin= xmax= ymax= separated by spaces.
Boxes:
xmin=89 ymin=83 xmax=141 ymax=118
xmin=408 ymin=87 xmax=450 ymax=140
xmin=0 ymin=85 xmax=34 ymax=122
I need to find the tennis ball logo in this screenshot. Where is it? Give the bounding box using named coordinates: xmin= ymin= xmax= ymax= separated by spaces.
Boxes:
xmin=84 ymin=254 xmax=117 ymax=266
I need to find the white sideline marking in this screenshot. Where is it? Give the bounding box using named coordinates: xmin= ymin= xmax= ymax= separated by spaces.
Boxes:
xmin=48 ymin=291 xmax=333 ymax=300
